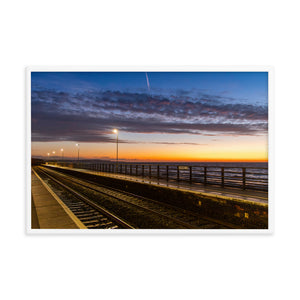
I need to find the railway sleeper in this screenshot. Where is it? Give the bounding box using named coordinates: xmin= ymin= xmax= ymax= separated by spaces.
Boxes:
xmin=80 ymin=216 xmax=101 ymax=221
xmin=87 ymin=224 xmax=101 ymax=229
xmin=75 ymin=212 xmax=101 ymax=217
xmin=83 ymin=220 xmax=101 ymax=225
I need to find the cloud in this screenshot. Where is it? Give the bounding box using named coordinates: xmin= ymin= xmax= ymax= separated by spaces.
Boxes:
xmin=31 ymin=88 xmax=268 ymax=142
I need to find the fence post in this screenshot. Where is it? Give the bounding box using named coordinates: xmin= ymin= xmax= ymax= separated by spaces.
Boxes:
xmin=125 ymin=165 xmax=127 ymax=174
xmin=177 ymin=166 xmax=180 ymax=181
xmin=221 ymin=167 xmax=224 ymax=187
xmin=242 ymin=168 xmax=246 ymax=190
xmin=130 ymin=164 xmax=132 ymax=175
xmin=136 ymin=165 xmax=138 ymax=176
xmin=189 ymin=166 xmax=192 ymax=183
xmin=166 ymin=165 xmax=169 ymax=181
xmin=149 ymin=165 xmax=151 ymax=178
xmin=204 ymin=167 xmax=207 ymax=185
xmin=142 ymin=165 xmax=144 ymax=177
xmin=157 ymin=165 xmax=160 ymax=179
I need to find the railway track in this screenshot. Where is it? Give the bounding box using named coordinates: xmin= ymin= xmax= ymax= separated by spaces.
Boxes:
xmin=36 ymin=166 xmax=236 ymax=229
xmin=34 ymin=167 xmax=134 ymax=229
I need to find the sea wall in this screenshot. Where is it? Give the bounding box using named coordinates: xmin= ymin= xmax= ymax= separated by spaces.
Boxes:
xmin=45 ymin=165 xmax=268 ymax=229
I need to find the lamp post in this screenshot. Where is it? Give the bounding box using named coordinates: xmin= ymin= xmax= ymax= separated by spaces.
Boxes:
xmin=61 ymin=148 xmax=64 ymax=161
xmin=113 ymin=129 xmax=118 ymax=172
xmin=76 ymin=144 xmax=80 ymax=161
xmin=47 ymin=153 xmax=50 ymax=163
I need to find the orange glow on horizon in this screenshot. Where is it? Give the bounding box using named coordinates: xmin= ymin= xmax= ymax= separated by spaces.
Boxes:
xmin=65 ymin=156 xmax=268 ymax=163
xmin=31 ymin=138 xmax=268 ymax=163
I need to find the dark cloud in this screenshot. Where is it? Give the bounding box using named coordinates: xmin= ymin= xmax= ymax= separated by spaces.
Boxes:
xmin=31 ymin=89 xmax=268 ymax=142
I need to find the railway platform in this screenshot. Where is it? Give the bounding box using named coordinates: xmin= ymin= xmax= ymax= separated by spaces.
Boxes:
xmin=31 ymin=168 xmax=86 ymax=229
xmin=46 ymin=164 xmax=268 ymax=204
xmin=43 ymin=164 xmax=268 ymax=229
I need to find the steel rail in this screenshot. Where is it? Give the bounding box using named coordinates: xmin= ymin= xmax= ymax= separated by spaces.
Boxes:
xmin=37 ymin=168 xmax=135 ymax=229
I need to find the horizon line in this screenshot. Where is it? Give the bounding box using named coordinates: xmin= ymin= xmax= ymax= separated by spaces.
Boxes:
xmin=32 ymin=156 xmax=268 ymax=163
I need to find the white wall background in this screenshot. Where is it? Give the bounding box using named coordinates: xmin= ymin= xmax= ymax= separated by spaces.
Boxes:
xmin=0 ymin=1 xmax=299 ymax=299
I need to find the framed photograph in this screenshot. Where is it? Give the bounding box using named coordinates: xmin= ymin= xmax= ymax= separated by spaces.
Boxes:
xmin=26 ymin=66 xmax=273 ymax=233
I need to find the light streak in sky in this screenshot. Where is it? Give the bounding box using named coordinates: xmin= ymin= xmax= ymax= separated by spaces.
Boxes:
xmin=145 ymin=72 xmax=150 ymax=91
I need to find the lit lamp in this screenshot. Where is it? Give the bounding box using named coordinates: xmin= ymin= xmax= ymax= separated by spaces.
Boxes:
xmin=113 ymin=129 xmax=118 ymax=172
xmin=75 ymin=144 xmax=80 ymax=161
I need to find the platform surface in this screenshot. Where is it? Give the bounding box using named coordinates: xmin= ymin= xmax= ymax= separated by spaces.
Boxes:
xmin=31 ymin=169 xmax=85 ymax=229
xmin=46 ymin=164 xmax=268 ymax=204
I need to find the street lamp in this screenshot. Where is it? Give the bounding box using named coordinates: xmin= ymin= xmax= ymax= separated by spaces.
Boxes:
xmin=61 ymin=148 xmax=64 ymax=161
xmin=113 ymin=129 xmax=118 ymax=172
xmin=75 ymin=144 xmax=80 ymax=161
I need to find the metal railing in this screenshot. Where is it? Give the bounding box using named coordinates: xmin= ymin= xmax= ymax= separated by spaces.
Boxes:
xmin=47 ymin=161 xmax=268 ymax=191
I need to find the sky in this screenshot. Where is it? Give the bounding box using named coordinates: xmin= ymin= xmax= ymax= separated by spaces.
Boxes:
xmin=31 ymin=71 xmax=268 ymax=162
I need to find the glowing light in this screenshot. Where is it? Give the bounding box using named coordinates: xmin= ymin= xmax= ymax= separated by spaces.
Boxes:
xmin=75 ymin=144 xmax=80 ymax=160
